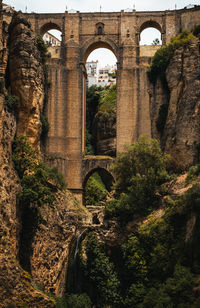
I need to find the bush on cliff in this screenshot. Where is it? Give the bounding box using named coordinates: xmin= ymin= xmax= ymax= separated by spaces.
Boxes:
xmin=12 ymin=136 xmax=66 ymax=271
xmin=147 ymin=30 xmax=195 ymax=84
xmin=105 ymin=136 xmax=170 ymax=224
xmin=12 ymin=135 xmax=66 ymax=200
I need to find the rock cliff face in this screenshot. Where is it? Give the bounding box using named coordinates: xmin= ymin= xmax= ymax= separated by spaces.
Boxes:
xmin=150 ymin=39 xmax=200 ymax=170
xmin=30 ymin=192 xmax=91 ymax=296
xmin=0 ymin=95 xmax=20 ymax=256
xmin=0 ymin=9 xmax=84 ymax=306
xmin=0 ymin=95 xmax=56 ymax=307
xmin=9 ymin=12 xmax=44 ymax=148
xmin=94 ymin=111 xmax=116 ymax=156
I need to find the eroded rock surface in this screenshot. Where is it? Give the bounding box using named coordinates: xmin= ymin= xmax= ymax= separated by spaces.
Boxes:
xmin=31 ymin=191 xmax=92 ymax=296
xmin=9 ymin=12 xmax=44 ymax=148
xmin=150 ymin=39 xmax=200 ymax=170
xmin=0 ymin=95 xmax=55 ymax=307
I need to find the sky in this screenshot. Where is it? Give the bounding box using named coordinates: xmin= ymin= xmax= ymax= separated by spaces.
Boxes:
xmin=3 ymin=0 xmax=200 ymax=66
xmin=3 ymin=0 xmax=200 ymax=13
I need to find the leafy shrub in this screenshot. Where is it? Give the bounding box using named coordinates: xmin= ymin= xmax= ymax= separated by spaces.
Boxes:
xmin=98 ymin=84 xmax=116 ymax=112
xmin=105 ymin=136 xmax=170 ymax=224
xmin=65 ymin=293 xmax=92 ymax=308
xmin=85 ymin=172 xmax=108 ymax=206
xmin=122 ymin=235 xmax=148 ymax=283
xmin=142 ymin=265 xmax=194 ymax=307
xmin=55 ymin=293 xmax=92 ymax=308
xmin=12 ymin=135 xmax=38 ymax=178
xmin=148 ymin=30 xmax=195 ymax=84
xmin=12 ymin=135 xmax=66 ymax=205
xmin=186 ymin=164 xmax=200 ymax=183
xmin=37 ymin=35 xmax=49 ymax=64
xmin=40 ymin=114 xmax=50 ymax=141
xmin=83 ymin=233 xmax=121 ymax=307
xmin=5 ymin=94 xmax=19 ymax=113
xmin=124 ymin=283 xmax=147 ymax=307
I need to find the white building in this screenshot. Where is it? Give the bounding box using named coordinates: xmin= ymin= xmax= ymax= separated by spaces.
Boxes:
xmin=85 ymin=60 xmax=99 ymax=87
xmin=43 ymin=32 xmax=61 ymax=47
xmin=97 ymin=64 xmax=117 ymax=87
xmin=86 ymin=62 xmax=117 ymax=88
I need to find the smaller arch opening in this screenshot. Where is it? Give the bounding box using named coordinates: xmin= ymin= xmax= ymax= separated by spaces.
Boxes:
xmin=139 ymin=21 xmax=162 ymax=46
xmin=40 ymin=23 xmax=62 ymax=59
xmin=140 ymin=27 xmax=162 ymax=46
xmin=83 ymin=168 xmax=114 ymax=206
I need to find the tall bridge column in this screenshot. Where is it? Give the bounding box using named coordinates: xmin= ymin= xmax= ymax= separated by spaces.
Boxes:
xmin=63 ymin=41 xmax=84 ymax=202
xmin=117 ymin=43 xmax=138 ymax=153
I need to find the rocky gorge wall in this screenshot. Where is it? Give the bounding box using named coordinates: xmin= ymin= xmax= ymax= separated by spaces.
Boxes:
xmin=0 ymin=9 xmax=92 ymax=306
xmin=150 ymin=38 xmax=200 ymax=170
xmin=9 ymin=12 xmax=44 ymax=148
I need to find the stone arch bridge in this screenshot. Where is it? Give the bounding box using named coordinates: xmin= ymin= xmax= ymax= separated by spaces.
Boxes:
xmin=25 ymin=6 xmax=200 ymax=203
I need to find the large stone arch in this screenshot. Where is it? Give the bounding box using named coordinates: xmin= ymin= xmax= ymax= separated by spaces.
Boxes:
xmin=81 ymin=37 xmax=119 ymax=63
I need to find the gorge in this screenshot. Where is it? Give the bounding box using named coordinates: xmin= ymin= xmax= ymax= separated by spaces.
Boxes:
xmin=0 ymin=1 xmax=200 ymax=307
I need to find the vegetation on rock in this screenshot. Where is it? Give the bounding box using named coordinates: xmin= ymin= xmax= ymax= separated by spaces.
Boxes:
xmin=147 ymin=30 xmax=195 ymax=84
xmin=12 ymin=135 xmax=66 ymax=271
xmin=75 ymin=139 xmax=200 ymax=306
xmin=85 ymin=172 xmax=108 ymax=206
xmin=37 ymin=35 xmax=51 ymax=144
xmin=105 ymin=136 xmax=170 ymax=224
xmin=4 ymin=94 xmax=19 ymax=113
xmin=80 ymin=233 xmax=121 ymax=307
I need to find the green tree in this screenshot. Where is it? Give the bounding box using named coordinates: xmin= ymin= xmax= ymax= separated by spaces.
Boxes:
xmin=152 ymin=38 xmax=160 ymax=45
xmin=85 ymin=172 xmax=108 ymax=206
xmin=105 ymin=136 xmax=170 ymax=223
xmin=84 ymin=233 xmax=121 ymax=307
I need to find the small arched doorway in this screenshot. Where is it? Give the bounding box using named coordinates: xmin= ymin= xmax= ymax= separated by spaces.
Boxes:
xmin=83 ymin=167 xmax=114 ymax=206
xmin=82 ymin=40 xmax=118 ymax=157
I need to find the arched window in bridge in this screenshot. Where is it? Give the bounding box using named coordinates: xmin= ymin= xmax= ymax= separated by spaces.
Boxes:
xmin=98 ymin=26 xmax=103 ymax=35
xmin=139 ymin=21 xmax=162 ymax=46
xmin=96 ymin=22 xmax=104 ymax=35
